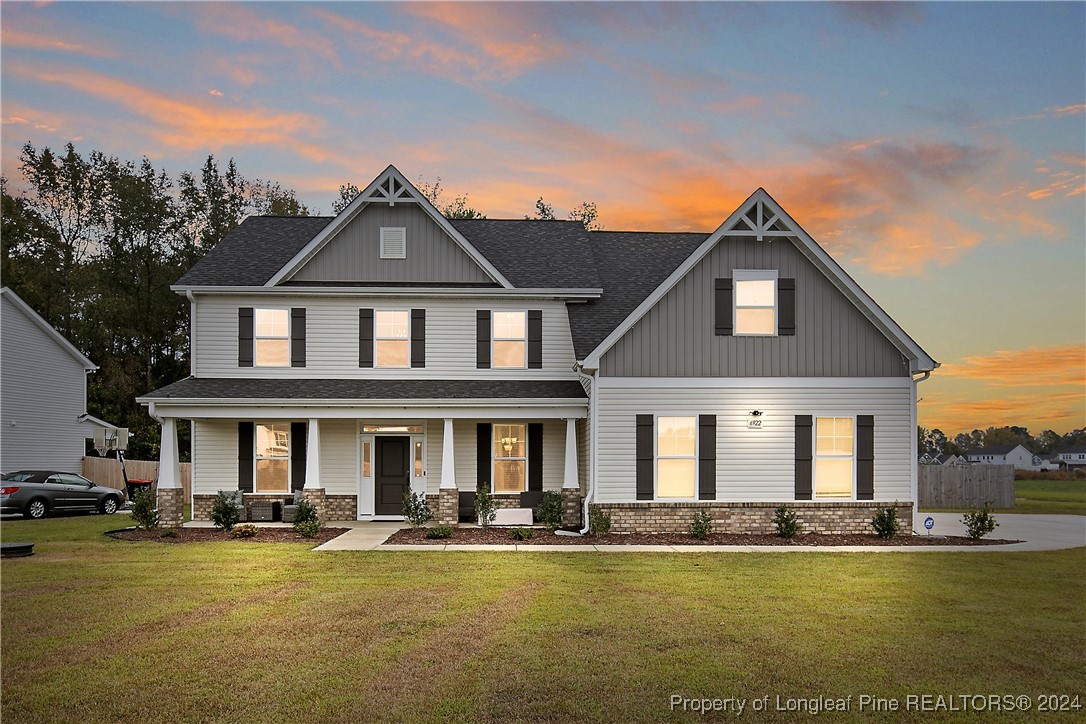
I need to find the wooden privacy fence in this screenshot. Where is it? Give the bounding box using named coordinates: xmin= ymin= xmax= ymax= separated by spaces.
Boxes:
xmin=918 ymin=464 xmax=1014 ymax=509
xmin=81 ymin=456 xmax=191 ymax=501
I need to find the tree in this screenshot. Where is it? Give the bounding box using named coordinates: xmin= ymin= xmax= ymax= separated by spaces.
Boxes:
xmin=528 ymin=197 xmax=555 ymax=220
xmin=177 ymin=156 xmax=248 ymax=259
xmin=332 ymin=183 xmax=360 ymax=215
xmin=416 ymin=176 xmax=485 ymax=219
xmin=251 ymin=180 xmax=311 ymax=216
xmin=569 ymin=201 xmax=603 ymax=231
xmin=953 ymin=433 xmax=973 ymax=453
xmin=925 ymin=428 xmax=948 ymax=456
xmin=1035 ymin=430 xmax=1061 ymax=454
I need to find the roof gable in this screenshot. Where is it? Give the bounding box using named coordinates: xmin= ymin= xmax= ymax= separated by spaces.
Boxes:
xmin=0 ymin=287 xmax=96 ymax=370
xmin=267 ymin=166 xmax=511 ymax=288
xmin=581 ymin=189 xmax=937 ymax=373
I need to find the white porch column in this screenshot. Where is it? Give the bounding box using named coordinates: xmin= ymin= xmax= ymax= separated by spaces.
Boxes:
xmin=440 ymin=418 xmax=456 ymax=489
xmin=304 ymin=418 xmax=322 ymax=489
xmin=158 ymin=417 xmax=180 ymax=489
xmin=563 ymin=418 xmax=579 ymax=489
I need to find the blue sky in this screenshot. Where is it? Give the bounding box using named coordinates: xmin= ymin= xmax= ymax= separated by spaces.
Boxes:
xmin=2 ymin=1 xmax=1083 ymax=434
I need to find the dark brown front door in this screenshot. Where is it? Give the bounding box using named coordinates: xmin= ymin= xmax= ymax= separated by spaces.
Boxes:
xmin=375 ymin=436 xmax=410 ymax=516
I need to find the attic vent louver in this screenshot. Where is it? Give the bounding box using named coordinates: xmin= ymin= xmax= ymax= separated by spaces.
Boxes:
xmin=380 ymin=227 xmax=406 ymax=259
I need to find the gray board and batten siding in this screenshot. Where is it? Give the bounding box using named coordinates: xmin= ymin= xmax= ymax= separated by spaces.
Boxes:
xmin=599 ymin=234 xmax=910 ymax=377
xmin=290 ymin=204 xmax=496 ymax=285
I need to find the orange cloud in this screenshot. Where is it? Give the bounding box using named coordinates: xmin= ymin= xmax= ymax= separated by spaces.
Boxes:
xmin=940 ymin=345 xmax=1086 ymax=387
xmin=0 ymin=28 xmax=116 ymax=58
xmin=193 ymin=4 xmax=340 ymax=68
xmin=6 ymin=63 xmax=336 ymax=164
xmin=920 ymin=391 xmax=1085 ymax=435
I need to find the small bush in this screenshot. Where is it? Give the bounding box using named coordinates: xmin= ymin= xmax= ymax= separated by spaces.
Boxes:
xmin=509 ymin=527 xmax=535 ymax=541
xmin=402 ymin=491 xmax=433 ymax=528
xmin=475 ymin=484 xmax=496 ymax=527
xmin=962 ymin=503 xmax=999 ymax=540
xmin=689 ymin=510 xmax=713 ymax=540
xmin=774 ymin=505 xmax=799 ymax=538
xmin=295 ymin=519 xmax=321 ymax=538
xmin=588 ymin=506 xmax=611 ymax=536
xmin=871 ymin=506 xmax=900 ymax=538
xmin=130 ymin=488 xmax=159 ymax=530
xmin=425 ymin=525 xmax=453 ymax=539
xmin=230 ymin=524 xmax=259 ymax=539
xmin=159 ymin=528 xmax=177 ymax=538
xmin=210 ymin=490 xmax=242 ymax=531
xmin=537 ymin=490 xmax=564 ymax=530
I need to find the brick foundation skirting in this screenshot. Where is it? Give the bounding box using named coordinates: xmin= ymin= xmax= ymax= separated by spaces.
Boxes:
xmin=192 ymin=493 xmax=358 ymax=521
xmin=590 ymin=501 xmax=914 ymax=535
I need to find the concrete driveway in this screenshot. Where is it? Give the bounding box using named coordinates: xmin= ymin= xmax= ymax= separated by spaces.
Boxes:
xmin=917 ymin=513 xmax=1085 ymax=551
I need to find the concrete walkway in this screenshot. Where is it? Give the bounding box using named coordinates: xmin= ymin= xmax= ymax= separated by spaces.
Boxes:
xmin=312 ymin=522 xmax=402 ymax=551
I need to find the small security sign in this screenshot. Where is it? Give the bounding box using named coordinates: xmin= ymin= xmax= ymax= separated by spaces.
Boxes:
xmin=924 ymin=516 xmax=935 ymax=532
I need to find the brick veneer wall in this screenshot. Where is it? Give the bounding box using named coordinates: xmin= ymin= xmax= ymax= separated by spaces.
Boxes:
xmin=192 ymin=493 xmax=358 ymax=521
xmin=590 ymin=501 xmax=913 ymax=535
xmin=325 ymin=495 xmax=357 ymax=520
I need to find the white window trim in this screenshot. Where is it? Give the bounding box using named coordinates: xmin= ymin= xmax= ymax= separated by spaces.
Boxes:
xmin=492 ymin=309 xmax=528 ymax=369
xmin=254 ymin=307 xmax=291 ymax=368
xmin=732 ymin=268 xmax=778 ymax=337
xmin=654 ymin=413 xmax=699 ymax=502
xmin=492 ymin=422 xmax=529 ymax=494
xmin=373 ymin=309 xmax=411 ymax=369
xmin=811 ymin=414 xmax=857 ymax=501
xmin=380 ymin=227 xmax=407 ymax=259
xmin=254 ymin=422 xmax=291 ymax=494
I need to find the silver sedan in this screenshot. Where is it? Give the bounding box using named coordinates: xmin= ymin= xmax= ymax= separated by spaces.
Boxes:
xmin=0 ymin=471 xmax=127 ymax=519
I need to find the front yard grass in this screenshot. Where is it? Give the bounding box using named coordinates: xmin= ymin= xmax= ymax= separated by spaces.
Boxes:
xmin=2 ymin=515 xmax=1083 ymax=722
xmin=922 ymin=479 xmax=1086 ymax=516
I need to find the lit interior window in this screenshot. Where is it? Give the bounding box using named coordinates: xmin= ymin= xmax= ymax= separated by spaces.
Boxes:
xmin=815 ymin=416 xmax=854 ymax=498
xmin=657 ymin=416 xmax=696 ymax=498
xmin=493 ymin=423 xmax=527 ymax=492
xmin=735 ymin=277 xmax=776 ymax=335
xmin=255 ymin=423 xmax=290 ymax=492
xmin=493 ymin=311 xmax=527 ymax=368
xmin=254 ymin=309 xmax=289 ymax=366
xmin=375 ymin=310 xmax=410 ymax=367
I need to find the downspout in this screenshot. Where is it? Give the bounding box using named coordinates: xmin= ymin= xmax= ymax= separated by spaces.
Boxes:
xmin=562 ymin=364 xmax=596 ymax=535
xmin=911 ymin=370 xmax=932 ymax=533
xmin=186 ymin=290 xmax=197 ymax=377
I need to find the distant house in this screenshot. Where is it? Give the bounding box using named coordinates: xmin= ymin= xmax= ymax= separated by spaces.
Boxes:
xmin=1031 ymin=453 xmax=1061 ymax=472
xmin=934 ymin=453 xmax=960 ymax=466
xmin=1057 ymin=446 xmax=1086 ymax=469
xmin=964 ymin=444 xmax=1034 ymax=470
xmin=0 ymin=287 xmax=112 ymax=473
xmin=919 ymin=452 xmax=938 ymax=465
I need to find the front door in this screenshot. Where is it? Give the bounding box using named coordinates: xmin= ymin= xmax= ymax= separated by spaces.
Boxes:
xmin=375 ymin=436 xmax=410 ymax=516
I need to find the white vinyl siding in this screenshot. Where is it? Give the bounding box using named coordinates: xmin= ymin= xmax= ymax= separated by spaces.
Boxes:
xmin=192 ymin=420 xmax=239 ymax=494
xmin=596 ymin=381 xmax=912 ymax=503
xmin=195 ymin=296 xmax=577 ymax=379
xmin=317 ymin=419 xmax=356 ymax=497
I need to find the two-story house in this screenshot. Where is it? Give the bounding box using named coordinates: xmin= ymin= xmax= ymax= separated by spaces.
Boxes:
xmin=139 ymin=165 xmax=937 ymax=534
xmin=964 ymin=444 xmax=1034 ymax=469
xmin=1057 ymin=446 xmax=1086 ymax=469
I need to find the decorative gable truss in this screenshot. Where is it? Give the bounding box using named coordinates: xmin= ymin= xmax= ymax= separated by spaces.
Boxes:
xmin=265 ymin=165 xmax=512 ymax=288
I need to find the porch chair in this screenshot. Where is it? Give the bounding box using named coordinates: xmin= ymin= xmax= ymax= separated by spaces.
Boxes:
xmin=282 ymin=490 xmax=304 ymax=523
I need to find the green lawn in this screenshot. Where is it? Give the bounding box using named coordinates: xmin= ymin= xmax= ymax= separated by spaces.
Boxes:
xmin=2 ymin=515 xmax=1084 ymax=723
xmin=922 ymin=479 xmax=1086 ymax=516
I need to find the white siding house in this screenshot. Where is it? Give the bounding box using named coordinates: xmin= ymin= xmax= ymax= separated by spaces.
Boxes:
xmin=965 ymin=444 xmax=1034 ymax=470
xmin=0 ymin=287 xmax=103 ymax=473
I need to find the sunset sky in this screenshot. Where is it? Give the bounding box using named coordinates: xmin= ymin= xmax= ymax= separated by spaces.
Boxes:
xmin=2 ymin=1 xmax=1083 ymax=436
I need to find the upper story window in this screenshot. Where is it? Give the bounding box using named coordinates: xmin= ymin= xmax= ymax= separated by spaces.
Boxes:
xmin=734 ymin=269 xmax=777 ymax=336
xmin=657 ymin=416 xmax=697 ymax=499
xmin=255 ymin=423 xmax=290 ymax=493
xmin=814 ymin=416 xmax=854 ymax=499
xmin=255 ymin=309 xmax=290 ymax=366
xmin=493 ymin=311 xmax=527 ymax=368
xmin=380 ymin=227 xmax=406 ymax=259
xmin=375 ymin=310 xmax=410 ymax=367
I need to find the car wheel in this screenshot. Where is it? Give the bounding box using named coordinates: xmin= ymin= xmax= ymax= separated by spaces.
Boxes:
xmin=24 ymin=499 xmax=48 ymax=519
xmin=101 ymin=497 xmax=119 ymax=515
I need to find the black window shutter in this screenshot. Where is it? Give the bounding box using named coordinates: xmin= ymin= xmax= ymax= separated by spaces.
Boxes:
xmin=359 ymin=309 xmax=374 ymax=368
xmin=238 ymin=422 xmax=254 ymax=493
xmin=238 ymin=308 xmax=254 ymax=367
xmin=636 ymin=414 xmax=654 ymax=500
xmin=795 ymin=415 xmax=812 ymax=500
xmin=528 ymin=423 xmax=543 ymax=492
xmin=857 ymin=415 xmax=874 ymax=500
xmin=476 ymin=310 xmax=491 ymax=369
xmin=714 ymin=279 xmax=733 ymax=336
xmin=476 ymin=423 xmax=492 ymax=490
xmin=698 ymin=414 xmax=716 ymax=500
xmin=290 ymin=421 xmax=307 ymax=492
xmin=410 ymin=309 xmax=426 ymax=368
xmin=527 ymin=310 xmax=543 ymax=369
xmin=290 ymin=308 xmax=306 ymax=367
xmin=778 ymin=278 xmax=796 ymax=336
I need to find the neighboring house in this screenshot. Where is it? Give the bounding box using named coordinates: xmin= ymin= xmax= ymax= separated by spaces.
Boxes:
xmin=1031 ymin=454 xmax=1061 ymax=472
xmin=919 ymin=452 xmax=937 ymax=465
xmin=1057 ymin=446 xmax=1086 ymax=469
xmin=964 ymin=444 xmax=1034 ymax=469
xmin=138 ymin=165 xmax=938 ymax=533
xmin=935 ymin=453 xmax=960 ymax=466
xmin=0 ymin=287 xmax=111 ymax=474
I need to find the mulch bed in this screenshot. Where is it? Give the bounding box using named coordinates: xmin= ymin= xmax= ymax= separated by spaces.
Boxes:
xmin=108 ymin=527 xmax=349 ymax=545
xmin=385 ymin=527 xmax=1019 ymax=546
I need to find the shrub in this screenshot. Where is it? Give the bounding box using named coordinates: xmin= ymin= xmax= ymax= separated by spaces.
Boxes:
xmin=774 ymin=505 xmax=799 ymax=538
xmin=588 ymin=506 xmax=611 ymax=536
xmin=689 ymin=510 xmax=713 ymax=540
xmin=871 ymin=506 xmax=900 ymax=538
xmin=210 ymin=490 xmax=241 ymax=531
xmin=537 ymin=490 xmax=564 ymax=530
xmin=475 ymin=484 xmax=496 ymax=527
xmin=130 ymin=488 xmax=159 ymax=530
xmin=962 ymin=503 xmax=999 ymax=540
xmin=230 ymin=523 xmax=259 ymax=539
xmin=402 ymin=491 xmax=433 ymax=529
xmin=159 ymin=528 xmax=177 ymax=538
xmin=509 ymin=527 xmax=534 ymax=541
xmin=295 ymin=519 xmax=321 ymax=538
xmin=425 ymin=525 xmax=453 ymax=539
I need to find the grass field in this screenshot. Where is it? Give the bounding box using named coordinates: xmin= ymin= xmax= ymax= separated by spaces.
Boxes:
xmin=922 ymin=479 xmax=1086 ymax=516
xmin=2 ymin=514 xmax=1083 ymax=722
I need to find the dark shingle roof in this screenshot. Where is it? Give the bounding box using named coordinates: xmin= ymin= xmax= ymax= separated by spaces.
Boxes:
xmin=141 ymin=377 xmax=587 ymax=401
xmin=449 ymin=218 xmax=601 ymax=289
xmin=969 ymin=444 xmax=1029 ymax=456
